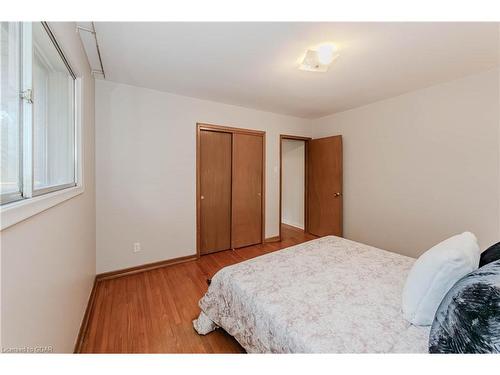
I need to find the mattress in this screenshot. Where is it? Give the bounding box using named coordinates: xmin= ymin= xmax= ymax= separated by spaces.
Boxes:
xmin=193 ymin=235 xmax=430 ymax=353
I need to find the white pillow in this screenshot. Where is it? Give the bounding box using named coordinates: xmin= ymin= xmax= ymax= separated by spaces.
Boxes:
xmin=402 ymin=232 xmax=480 ymax=326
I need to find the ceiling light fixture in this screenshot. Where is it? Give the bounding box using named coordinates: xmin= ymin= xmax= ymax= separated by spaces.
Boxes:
xmin=299 ymin=43 xmax=339 ymax=72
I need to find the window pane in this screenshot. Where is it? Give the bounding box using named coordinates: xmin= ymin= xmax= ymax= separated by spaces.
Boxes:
xmin=33 ymin=22 xmax=75 ymax=191
xmin=0 ymin=22 xmax=22 ymax=201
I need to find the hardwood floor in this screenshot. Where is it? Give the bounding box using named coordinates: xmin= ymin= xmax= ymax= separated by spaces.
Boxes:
xmin=79 ymin=224 xmax=316 ymax=353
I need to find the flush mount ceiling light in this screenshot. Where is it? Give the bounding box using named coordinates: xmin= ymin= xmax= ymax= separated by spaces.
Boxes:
xmin=299 ymin=43 xmax=339 ymax=72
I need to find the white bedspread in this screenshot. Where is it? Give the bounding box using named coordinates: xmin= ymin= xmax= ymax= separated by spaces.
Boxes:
xmin=193 ymin=236 xmax=430 ymax=353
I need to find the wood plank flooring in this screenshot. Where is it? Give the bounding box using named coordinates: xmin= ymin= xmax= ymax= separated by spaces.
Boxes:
xmin=80 ymin=224 xmax=317 ymax=353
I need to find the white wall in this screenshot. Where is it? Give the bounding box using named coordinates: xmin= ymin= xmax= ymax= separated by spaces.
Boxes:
xmin=311 ymin=69 xmax=500 ymax=258
xmin=96 ymin=68 xmax=500 ymax=271
xmin=95 ymin=80 xmax=311 ymax=273
xmin=281 ymin=139 xmax=305 ymax=229
xmin=0 ymin=22 xmax=95 ymax=352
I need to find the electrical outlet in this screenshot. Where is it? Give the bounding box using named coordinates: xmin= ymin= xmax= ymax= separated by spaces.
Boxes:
xmin=133 ymin=242 xmax=141 ymax=253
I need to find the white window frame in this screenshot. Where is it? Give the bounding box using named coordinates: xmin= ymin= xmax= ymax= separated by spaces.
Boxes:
xmin=0 ymin=22 xmax=84 ymax=231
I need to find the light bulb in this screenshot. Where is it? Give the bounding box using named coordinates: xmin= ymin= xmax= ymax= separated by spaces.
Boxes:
xmin=317 ymin=44 xmax=337 ymax=65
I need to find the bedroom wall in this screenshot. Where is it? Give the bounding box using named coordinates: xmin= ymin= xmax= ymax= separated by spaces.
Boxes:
xmin=281 ymin=139 xmax=305 ymax=229
xmin=1 ymin=22 xmax=96 ymax=352
xmin=95 ymin=80 xmax=311 ymax=273
xmin=311 ymin=68 xmax=500 ymax=258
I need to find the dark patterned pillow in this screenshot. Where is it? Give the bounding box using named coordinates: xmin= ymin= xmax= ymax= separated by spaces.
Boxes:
xmin=480 ymin=242 xmax=500 ymax=267
xmin=429 ymin=260 xmax=500 ymax=353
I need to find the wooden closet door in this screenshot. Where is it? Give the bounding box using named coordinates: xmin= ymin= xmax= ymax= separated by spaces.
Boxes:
xmin=231 ymin=133 xmax=263 ymax=248
xmin=307 ymin=135 xmax=343 ymax=237
xmin=199 ymin=130 xmax=232 ymax=254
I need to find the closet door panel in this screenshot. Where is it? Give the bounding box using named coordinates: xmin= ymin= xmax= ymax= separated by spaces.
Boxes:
xmin=231 ymin=133 xmax=263 ymax=248
xmin=199 ymin=130 xmax=232 ymax=254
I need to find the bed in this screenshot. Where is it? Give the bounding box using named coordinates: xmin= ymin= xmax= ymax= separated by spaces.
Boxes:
xmin=193 ymin=235 xmax=430 ymax=353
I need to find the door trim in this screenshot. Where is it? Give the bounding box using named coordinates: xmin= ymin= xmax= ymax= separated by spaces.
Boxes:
xmin=279 ymin=134 xmax=311 ymax=241
xmin=196 ymin=123 xmax=266 ymax=257
xmin=198 ymin=122 xmax=266 ymax=136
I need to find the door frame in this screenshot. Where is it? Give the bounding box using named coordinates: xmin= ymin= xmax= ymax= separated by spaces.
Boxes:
xmin=279 ymin=134 xmax=311 ymax=241
xmin=196 ymin=123 xmax=266 ymax=257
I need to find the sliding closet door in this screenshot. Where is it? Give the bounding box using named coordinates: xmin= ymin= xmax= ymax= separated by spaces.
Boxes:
xmin=199 ymin=130 xmax=232 ymax=254
xmin=307 ymin=135 xmax=343 ymax=237
xmin=231 ymin=133 xmax=263 ymax=248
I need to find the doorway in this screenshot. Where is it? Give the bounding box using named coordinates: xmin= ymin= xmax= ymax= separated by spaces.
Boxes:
xmin=279 ymin=134 xmax=343 ymax=240
xmin=279 ymin=135 xmax=310 ymax=239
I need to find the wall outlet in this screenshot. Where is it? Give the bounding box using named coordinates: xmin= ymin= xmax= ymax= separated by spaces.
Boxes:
xmin=133 ymin=242 xmax=141 ymax=253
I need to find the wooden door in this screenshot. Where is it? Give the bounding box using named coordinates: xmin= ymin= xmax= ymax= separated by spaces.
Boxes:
xmin=307 ymin=135 xmax=343 ymax=237
xmin=199 ymin=130 xmax=232 ymax=254
xmin=231 ymin=133 xmax=263 ymax=248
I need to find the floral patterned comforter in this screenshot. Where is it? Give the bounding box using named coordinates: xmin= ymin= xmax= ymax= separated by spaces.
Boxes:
xmin=193 ymin=236 xmax=430 ymax=353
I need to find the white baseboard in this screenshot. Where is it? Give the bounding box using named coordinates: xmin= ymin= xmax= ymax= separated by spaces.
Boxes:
xmin=281 ymin=219 xmax=304 ymax=230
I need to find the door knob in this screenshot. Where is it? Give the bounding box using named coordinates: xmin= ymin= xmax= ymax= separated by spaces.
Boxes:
xmin=200 ymin=195 xmax=205 ymax=200
xmin=257 ymin=192 xmax=261 ymax=197
xmin=334 ymin=192 xmax=342 ymax=197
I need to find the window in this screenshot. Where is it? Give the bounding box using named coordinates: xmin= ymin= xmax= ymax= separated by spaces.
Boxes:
xmin=0 ymin=22 xmax=21 ymax=203
xmin=0 ymin=22 xmax=77 ymax=206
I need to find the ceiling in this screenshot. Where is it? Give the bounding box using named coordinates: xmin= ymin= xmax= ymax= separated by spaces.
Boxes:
xmin=90 ymin=22 xmax=499 ymax=118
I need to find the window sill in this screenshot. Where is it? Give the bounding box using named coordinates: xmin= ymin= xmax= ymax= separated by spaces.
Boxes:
xmin=0 ymin=185 xmax=84 ymax=231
